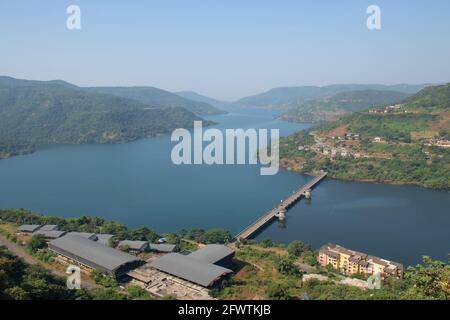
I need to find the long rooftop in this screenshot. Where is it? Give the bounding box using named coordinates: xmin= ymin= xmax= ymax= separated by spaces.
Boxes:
xmin=150 ymin=253 xmax=232 ymax=287
xmin=188 ymin=244 xmax=234 ymax=264
xmin=49 ymin=235 xmax=141 ymax=276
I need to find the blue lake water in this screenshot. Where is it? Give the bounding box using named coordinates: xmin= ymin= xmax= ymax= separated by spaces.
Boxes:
xmin=0 ymin=107 xmax=448 ymax=266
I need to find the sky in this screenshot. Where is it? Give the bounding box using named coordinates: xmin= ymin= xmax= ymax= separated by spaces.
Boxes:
xmin=1 ymin=0 xmax=450 ymax=101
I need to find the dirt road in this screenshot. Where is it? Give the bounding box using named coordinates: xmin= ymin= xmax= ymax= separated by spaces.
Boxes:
xmin=0 ymin=234 xmax=97 ymax=290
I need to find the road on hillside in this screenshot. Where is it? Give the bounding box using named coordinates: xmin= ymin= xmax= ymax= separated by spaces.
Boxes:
xmin=0 ymin=234 xmax=97 ymax=290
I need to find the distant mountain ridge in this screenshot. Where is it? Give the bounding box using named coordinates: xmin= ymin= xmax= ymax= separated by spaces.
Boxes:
xmin=86 ymin=87 xmax=225 ymax=116
xmin=0 ymin=76 xmax=225 ymax=116
xmin=237 ymin=84 xmax=431 ymax=108
xmin=0 ymin=76 xmax=209 ymax=159
xmin=175 ymin=91 xmax=235 ymax=111
xmin=0 ymin=75 xmax=77 ymax=89
xmin=279 ymin=89 xmax=411 ymax=123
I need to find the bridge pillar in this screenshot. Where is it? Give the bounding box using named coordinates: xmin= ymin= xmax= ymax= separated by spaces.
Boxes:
xmin=303 ymin=189 xmax=312 ymax=199
xmin=276 ymin=209 xmax=286 ymax=221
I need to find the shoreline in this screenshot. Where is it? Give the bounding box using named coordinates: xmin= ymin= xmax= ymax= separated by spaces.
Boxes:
xmin=0 ymin=119 xmax=219 ymax=162
xmin=280 ymin=163 xmax=450 ymax=192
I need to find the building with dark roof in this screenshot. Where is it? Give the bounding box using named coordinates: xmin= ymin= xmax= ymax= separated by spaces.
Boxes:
xmin=39 ymin=225 xmax=59 ymax=231
xmin=188 ymin=244 xmax=235 ymax=268
xmin=32 ymin=230 xmax=67 ymax=240
xmin=150 ymin=253 xmax=232 ymax=287
xmin=149 ymin=244 xmax=235 ymax=287
xmin=149 ymin=243 xmax=176 ymax=253
xmin=49 ymin=235 xmax=142 ymax=277
xmin=67 ymin=232 xmax=97 ymax=241
xmin=17 ymin=224 xmax=42 ymax=233
xmin=118 ymin=240 xmax=149 ymax=253
xmin=96 ymin=234 xmax=114 ymax=246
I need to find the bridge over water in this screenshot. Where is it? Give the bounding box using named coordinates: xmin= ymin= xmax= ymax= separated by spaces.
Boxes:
xmin=234 ymin=172 xmax=328 ymax=241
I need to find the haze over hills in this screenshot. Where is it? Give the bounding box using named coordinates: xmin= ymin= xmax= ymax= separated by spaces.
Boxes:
xmin=279 ymin=89 xmax=411 ymax=123
xmin=175 ymin=91 xmax=236 ymax=111
xmin=0 ymin=76 xmax=209 ymax=159
xmin=0 ymin=75 xmax=77 ymax=89
xmin=86 ymin=87 xmax=225 ymax=116
xmin=237 ymin=84 xmax=431 ymax=109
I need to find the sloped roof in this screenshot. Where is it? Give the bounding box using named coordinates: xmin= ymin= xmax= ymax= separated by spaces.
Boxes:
xmin=187 ymin=244 xmax=234 ymax=264
xmin=18 ymin=224 xmax=42 ymax=232
xmin=96 ymin=234 xmax=114 ymax=246
xmin=49 ymin=235 xmax=140 ymax=273
xmin=150 ymin=253 xmax=232 ymax=287
xmin=149 ymin=243 xmax=176 ymax=252
xmin=67 ymin=232 xmax=97 ymax=241
xmin=39 ymin=225 xmax=59 ymax=231
xmin=118 ymin=240 xmax=148 ymax=251
xmin=32 ymin=230 xmax=67 ymax=239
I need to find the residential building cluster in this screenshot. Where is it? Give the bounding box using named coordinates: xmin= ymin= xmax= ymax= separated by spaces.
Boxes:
xmin=299 ymin=131 xmax=365 ymax=160
xmin=369 ymin=104 xmax=404 ymax=114
xmin=423 ymin=138 xmax=450 ymax=148
xmin=318 ymin=243 xmax=403 ymax=278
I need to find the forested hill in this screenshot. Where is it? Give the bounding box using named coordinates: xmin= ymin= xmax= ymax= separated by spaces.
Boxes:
xmin=237 ymin=84 xmax=428 ymax=108
xmin=402 ymin=83 xmax=450 ymax=110
xmin=0 ymin=75 xmax=77 ymax=89
xmin=279 ymin=90 xmax=410 ymax=123
xmin=86 ymin=87 xmax=225 ymax=116
xmin=279 ymin=84 xmax=450 ymax=189
xmin=0 ymin=79 xmax=206 ymax=159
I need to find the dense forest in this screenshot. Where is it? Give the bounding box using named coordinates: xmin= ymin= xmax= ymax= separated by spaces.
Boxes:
xmin=85 ymin=86 xmax=224 ymax=116
xmin=0 ymin=77 xmax=212 ymax=159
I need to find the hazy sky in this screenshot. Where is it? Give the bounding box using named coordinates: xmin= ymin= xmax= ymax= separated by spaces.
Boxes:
xmin=1 ymin=0 xmax=449 ymax=100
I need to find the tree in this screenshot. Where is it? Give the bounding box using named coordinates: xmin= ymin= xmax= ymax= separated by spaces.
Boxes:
xmin=5 ymin=286 xmax=29 ymax=300
xmin=402 ymin=256 xmax=450 ymax=300
xmin=91 ymin=269 xmax=118 ymax=288
xmin=90 ymin=288 xmax=127 ymax=300
xmin=126 ymin=226 xmax=159 ymax=243
xmin=267 ymin=282 xmax=290 ymax=300
xmin=261 ymin=238 xmax=274 ymax=248
xmin=27 ymin=234 xmax=47 ymax=253
xmin=201 ymin=229 xmax=232 ymax=244
xmin=164 ymin=233 xmax=181 ymax=247
xmin=126 ymin=285 xmax=151 ymax=300
xmin=186 ymin=228 xmax=205 ymax=241
xmin=303 ymin=254 xmax=318 ymax=267
xmin=287 ymin=240 xmax=304 ymax=257
xmin=277 ymin=258 xmax=299 ymax=276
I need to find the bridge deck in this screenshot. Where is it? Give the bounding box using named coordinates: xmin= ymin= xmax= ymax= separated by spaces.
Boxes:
xmin=234 ymin=172 xmax=327 ymax=241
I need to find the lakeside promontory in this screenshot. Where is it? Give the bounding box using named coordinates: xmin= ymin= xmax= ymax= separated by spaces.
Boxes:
xmin=279 ymin=84 xmax=450 ymax=190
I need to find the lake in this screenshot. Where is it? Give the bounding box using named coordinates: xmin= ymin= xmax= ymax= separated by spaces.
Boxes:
xmin=0 ymin=107 xmax=448 ymax=266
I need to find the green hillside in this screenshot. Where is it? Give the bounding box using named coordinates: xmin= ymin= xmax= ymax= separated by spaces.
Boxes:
xmin=0 ymin=80 xmax=206 ymax=159
xmin=86 ymin=87 xmax=225 ymax=116
xmin=279 ymin=90 xmax=410 ymax=123
xmin=237 ymin=84 xmax=428 ymax=108
xmin=279 ymin=84 xmax=450 ymax=190
xmin=402 ymin=84 xmax=450 ymax=110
